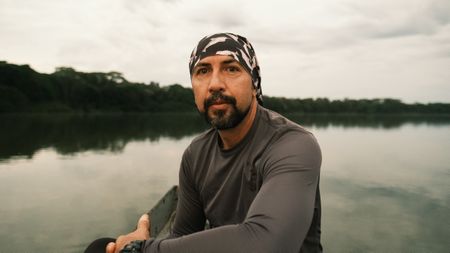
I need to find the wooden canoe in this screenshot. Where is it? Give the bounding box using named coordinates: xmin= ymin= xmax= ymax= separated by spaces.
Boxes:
xmin=147 ymin=186 xmax=178 ymax=238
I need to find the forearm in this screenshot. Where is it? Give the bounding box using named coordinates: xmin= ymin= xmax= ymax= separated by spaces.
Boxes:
xmin=144 ymin=223 xmax=268 ymax=253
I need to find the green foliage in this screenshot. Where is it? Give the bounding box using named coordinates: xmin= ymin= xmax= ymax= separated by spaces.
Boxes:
xmin=0 ymin=61 xmax=196 ymax=113
xmin=0 ymin=61 xmax=449 ymax=114
xmin=0 ymin=85 xmax=29 ymax=112
xmin=263 ymin=96 xmax=450 ymax=114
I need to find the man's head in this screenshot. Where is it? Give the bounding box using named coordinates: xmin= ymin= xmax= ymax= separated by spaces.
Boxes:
xmin=189 ymin=33 xmax=262 ymax=130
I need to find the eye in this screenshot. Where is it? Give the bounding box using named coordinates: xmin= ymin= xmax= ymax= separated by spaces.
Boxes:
xmin=195 ymin=67 xmax=209 ymax=75
xmin=226 ymin=66 xmax=240 ymax=73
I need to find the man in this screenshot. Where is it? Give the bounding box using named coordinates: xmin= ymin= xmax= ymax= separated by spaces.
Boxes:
xmin=86 ymin=32 xmax=322 ymax=253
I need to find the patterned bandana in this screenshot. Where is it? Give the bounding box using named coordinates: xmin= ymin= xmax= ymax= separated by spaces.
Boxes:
xmin=189 ymin=32 xmax=263 ymax=104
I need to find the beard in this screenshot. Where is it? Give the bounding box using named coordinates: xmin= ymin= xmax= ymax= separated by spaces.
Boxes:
xmin=203 ymin=92 xmax=251 ymax=130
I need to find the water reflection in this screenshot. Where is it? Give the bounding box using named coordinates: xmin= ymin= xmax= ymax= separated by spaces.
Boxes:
xmin=0 ymin=113 xmax=208 ymax=161
xmin=287 ymin=113 xmax=450 ymax=129
xmin=1 ymin=113 xmax=449 ymax=161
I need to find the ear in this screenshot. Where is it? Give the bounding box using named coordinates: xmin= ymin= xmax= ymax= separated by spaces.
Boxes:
xmin=252 ymin=86 xmax=257 ymax=97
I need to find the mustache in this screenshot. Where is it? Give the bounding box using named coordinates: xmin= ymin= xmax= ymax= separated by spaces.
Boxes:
xmin=204 ymin=92 xmax=237 ymax=109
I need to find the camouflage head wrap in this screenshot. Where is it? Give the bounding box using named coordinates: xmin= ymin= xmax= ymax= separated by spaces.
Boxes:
xmin=189 ymin=32 xmax=263 ymax=104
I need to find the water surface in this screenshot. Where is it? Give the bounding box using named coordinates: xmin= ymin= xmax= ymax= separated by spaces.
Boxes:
xmin=0 ymin=114 xmax=449 ymax=252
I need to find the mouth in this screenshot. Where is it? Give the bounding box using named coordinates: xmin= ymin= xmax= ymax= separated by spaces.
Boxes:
xmin=204 ymin=92 xmax=237 ymax=112
xmin=211 ymin=99 xmax=228 ymax=105
xmin=209 ymin=100 xmax=230 ymax=110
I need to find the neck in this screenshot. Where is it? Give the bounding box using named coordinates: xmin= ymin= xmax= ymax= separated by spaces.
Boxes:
xmin=218 ymin=99 xmax=258 ymax=150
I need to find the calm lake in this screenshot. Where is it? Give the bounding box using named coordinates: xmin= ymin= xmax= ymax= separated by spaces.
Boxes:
xmin=0 ymin=113 xmax=449 ymax=253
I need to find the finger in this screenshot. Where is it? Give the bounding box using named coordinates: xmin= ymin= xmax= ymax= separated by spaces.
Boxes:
xmin=105 ymin=242 xmax=116 ymax=253
xmin=137 ymin=213 xmax=150 ymax=232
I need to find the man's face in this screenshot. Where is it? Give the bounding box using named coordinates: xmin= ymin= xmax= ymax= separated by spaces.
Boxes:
xmin=191 ymin=55 xmax=256 ymax=129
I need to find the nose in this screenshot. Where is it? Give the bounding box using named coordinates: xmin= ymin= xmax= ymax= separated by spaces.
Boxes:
xmin=207 ymin=69 xmax=226 ymax=93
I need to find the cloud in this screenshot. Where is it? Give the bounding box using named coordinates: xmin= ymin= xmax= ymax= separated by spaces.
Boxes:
xmin=423 ymin=0 xmax=450 ymax=25
xmin=184 ymin=1 xmax=247 ymax=29
xmin=0 ymin=0 xmax=449 ymax=102
xmin=248 ymin=0 xmax=450 ymax=55
xmin=341 ymin=0 xmax=450 ymax=39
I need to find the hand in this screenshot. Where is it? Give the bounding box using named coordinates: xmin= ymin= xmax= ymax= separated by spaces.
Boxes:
xmin=106 ymin=214 xmax=151 ymax=253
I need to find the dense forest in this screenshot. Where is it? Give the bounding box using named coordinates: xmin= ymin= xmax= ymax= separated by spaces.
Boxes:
xmin=1 ymin=61 xmax=449 ymax=114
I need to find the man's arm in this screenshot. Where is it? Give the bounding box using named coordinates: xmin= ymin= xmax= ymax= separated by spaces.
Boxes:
xmin=143 ymin=131 xmax=321 ymax=253
xmin=169 ymin=148 xmax=206 ymax=237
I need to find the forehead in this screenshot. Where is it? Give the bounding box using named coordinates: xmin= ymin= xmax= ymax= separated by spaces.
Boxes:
xmin=196 ymin=55 xmax=239 ymax=66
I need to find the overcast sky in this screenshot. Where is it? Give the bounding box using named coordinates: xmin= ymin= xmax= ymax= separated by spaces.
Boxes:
xmin=1 ymin=0 xmax=449 ymax=103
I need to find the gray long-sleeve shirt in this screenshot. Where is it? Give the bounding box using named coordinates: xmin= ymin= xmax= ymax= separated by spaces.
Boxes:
xmin=144 ymin=105 xmax=322 ymax=253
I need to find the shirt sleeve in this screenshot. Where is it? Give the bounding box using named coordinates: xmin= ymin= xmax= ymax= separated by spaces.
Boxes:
xmin=143 ymin=130 xmax=321 ymax=253
xmin=170 ymin=148 xmax=206 ymax=237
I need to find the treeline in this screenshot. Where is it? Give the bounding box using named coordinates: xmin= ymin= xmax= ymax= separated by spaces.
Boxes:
xmin=263 ymin=97 xmax=450 ymax=114
xmin=0 ymin=61 xmax=195 ymax=113
xmin=1 ymin=61 xmax=449 ymax=114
